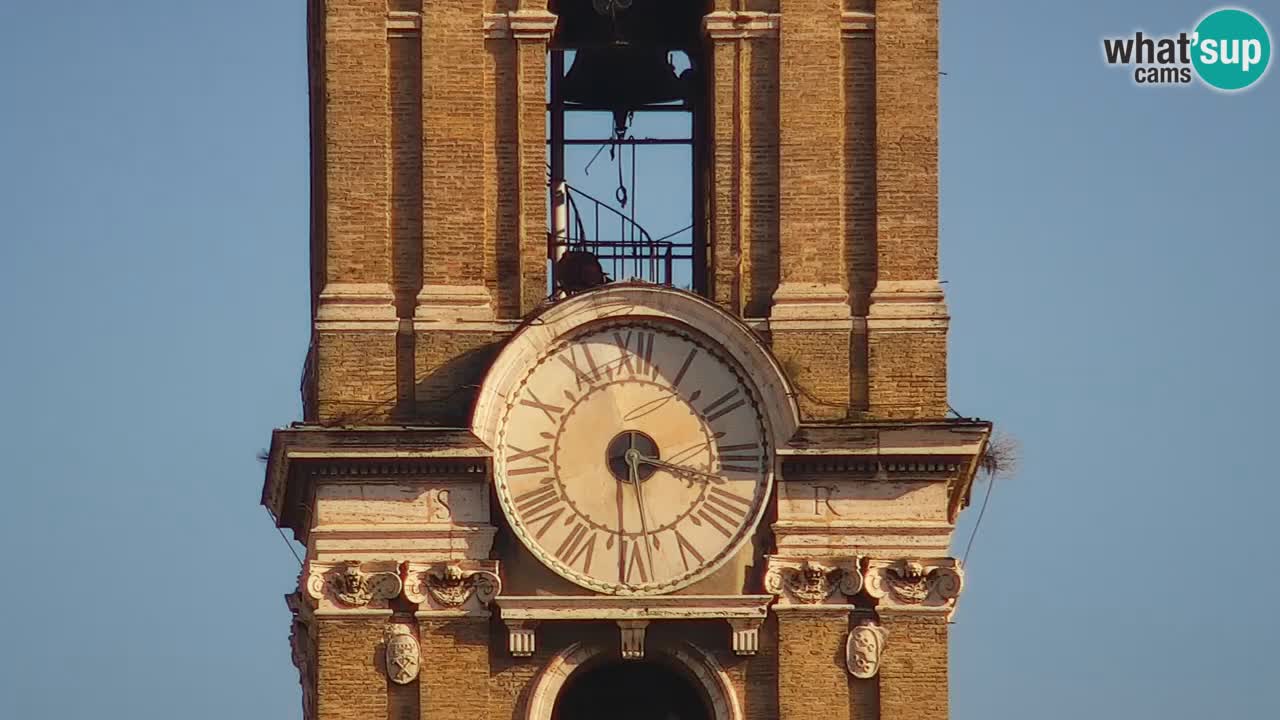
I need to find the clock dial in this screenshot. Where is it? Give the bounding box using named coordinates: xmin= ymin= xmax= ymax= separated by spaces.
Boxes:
xmin=495 ymin=320 xmax=773 ymax=595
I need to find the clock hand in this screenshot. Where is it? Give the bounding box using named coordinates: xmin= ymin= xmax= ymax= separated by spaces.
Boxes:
xmin=624 ymin=446 xmax=656 ymax=578
xmin=633 ymin=455 xmax=727 ymax=485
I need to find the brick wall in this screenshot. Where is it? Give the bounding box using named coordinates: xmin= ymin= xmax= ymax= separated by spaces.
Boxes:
xmin=878 ymin=612 xmax=949 ymax=720
xmin=420 ymin=618 xmax=491 ymax=720
xmin=316 ymin=619 xmax=387 ymax=720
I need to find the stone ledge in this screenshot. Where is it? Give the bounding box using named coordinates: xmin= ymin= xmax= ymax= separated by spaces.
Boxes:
xmin=866 ymin=279 xmax=949 ymax=331
xmin=704 ymin=11 xmax=780 ymax=40
xmin=496 ymin=594 xmax=772 ymax=621
xmin=316 ymin=282 xmax=398 ymax=332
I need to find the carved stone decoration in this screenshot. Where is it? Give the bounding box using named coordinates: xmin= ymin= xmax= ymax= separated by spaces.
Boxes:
xmin=305 ymin=561 xmax=402 ymax=610
xmin=618 ymin=620 xmax=649 ymax=660
xmin=864 ymin=558 xmax=964 ymax=613
xmin=726 ymin=618 xmax=762 ymax=656
xmin=506 ymin=620 xmax=538 ymax=657
xmin=404 ymin=561 xmax=502 ymax=616
xmin=384 ymin=624 xmax=421 ymax=685
xmin=764 ymin=556 xmax=863 ymax=606
xmin=846 ymin=620 xmax=888 ymax=679
xmin=286 ymin=592 xmax=317 ymax=720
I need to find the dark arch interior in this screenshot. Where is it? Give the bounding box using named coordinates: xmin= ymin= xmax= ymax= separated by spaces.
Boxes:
xmin=552 ymin=659 xmax=712 ymax=720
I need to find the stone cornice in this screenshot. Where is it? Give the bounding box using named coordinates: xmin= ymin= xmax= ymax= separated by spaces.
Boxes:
xmin=262 ymin=426 xmax=492 ymax=540
xmin=497 ymin=594 xmax=772 ymax=621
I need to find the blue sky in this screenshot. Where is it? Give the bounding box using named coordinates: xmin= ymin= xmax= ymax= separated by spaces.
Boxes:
xmin=1 ymin=1 xmax=1277 ymax=718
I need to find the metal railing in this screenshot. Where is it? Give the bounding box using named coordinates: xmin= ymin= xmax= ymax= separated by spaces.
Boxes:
xmin=549 ymin=178 xmax=693 ymax=290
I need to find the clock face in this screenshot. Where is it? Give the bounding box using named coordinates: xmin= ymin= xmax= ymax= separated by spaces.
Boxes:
xmin=494 ymin=320 xmax=773 ymax=595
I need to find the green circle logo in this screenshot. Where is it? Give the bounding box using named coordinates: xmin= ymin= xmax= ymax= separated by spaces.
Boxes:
xmin=1193 ymin=8 xmax=1271 ymax=91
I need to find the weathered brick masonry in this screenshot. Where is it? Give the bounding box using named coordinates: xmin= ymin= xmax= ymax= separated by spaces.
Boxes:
xmin=271 ymin=2 xmax=986 ymax=720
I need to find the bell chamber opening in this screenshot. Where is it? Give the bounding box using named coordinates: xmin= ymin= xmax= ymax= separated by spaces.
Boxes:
xmin=547 ymin=0 xmax=711 ymax=298
xmin=552 ymin=658 xmax=712 ymax=720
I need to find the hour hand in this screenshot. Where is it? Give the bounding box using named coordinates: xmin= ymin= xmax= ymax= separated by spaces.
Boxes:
xmin=633 ymin=456 xmax=726 ymax=484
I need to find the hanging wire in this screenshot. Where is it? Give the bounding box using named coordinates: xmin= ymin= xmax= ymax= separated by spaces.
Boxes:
xmin=961 ymin=475 xmax=996 ymax=565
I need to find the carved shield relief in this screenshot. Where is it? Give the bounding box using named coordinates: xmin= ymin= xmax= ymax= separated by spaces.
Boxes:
xmin=384 ymin=625 xmax=420 ymax=685
xmin=846 ymin=621 xmax=888 ymax=679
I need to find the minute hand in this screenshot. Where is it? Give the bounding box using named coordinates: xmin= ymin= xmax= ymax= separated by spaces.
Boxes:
xmin=634 ymin=456 xmax=727 ymax=484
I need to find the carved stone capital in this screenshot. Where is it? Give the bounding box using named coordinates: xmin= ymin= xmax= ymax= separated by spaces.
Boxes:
xmin=404 ymin=561 xmax=501 ymax=617
xmin=384 ymin=624 xmax=420 ymax=685
xmin=846 ymin=619 xmax=888 ymax=679
xmin=765 ymin=556 xmax=863 ymax=607
xmin=305 ymin=561 xmax=402 ymax=611
xmin=484 ymin=11 xmax=558 ymax=41
xmin=864 ymin=558 xmax=963 ymax=614
xmin=841 ymin=11 xmax=876 ymax=35
xmin=703 ymin=11 xmax=780 ymax=40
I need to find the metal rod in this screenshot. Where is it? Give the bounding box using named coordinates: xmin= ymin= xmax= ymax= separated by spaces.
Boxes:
xmin=556 ymin=138 xmax=692 ymax=146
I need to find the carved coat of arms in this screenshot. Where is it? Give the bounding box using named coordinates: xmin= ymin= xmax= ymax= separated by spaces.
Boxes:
xmin=384 ymin=625 xmax=420 ymax=685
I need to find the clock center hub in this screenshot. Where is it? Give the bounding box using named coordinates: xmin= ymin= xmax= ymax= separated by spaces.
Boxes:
xmin=605 ymin=430 xmax=660 ymax=483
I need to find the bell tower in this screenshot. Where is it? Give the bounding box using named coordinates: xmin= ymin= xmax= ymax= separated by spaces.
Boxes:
xmin=266 ymin=2 xmax=991 ymax=720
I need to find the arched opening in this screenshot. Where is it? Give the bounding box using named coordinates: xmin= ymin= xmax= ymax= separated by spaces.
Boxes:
xmin=547 ymin=0 xmax=712 ymax=296
xmin=552 ymin=659 xmax=712 ymax=720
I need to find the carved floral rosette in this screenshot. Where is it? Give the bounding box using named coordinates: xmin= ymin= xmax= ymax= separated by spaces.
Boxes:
xmin=304 ymin=560 xmax=402 ymax=611
xmin=846 ymin=619 xmax=888 ymax=679
xmin=764 ymin=556 xmax=863 ymax=606
xmin=864 ymin=558 xmax=963 ymax=613
xmin=404 ymin=561 xmax=502 ymax=615
xmin=384 ymin=624 xmax=421 ymax=685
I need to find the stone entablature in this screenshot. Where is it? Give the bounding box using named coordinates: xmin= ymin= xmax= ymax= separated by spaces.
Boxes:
xmin=496 ymin=595 xmax=772 ymax=659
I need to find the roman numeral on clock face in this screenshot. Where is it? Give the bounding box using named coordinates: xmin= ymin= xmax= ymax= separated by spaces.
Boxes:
xmin=556 ymin=522 xmax=597 ymax=574
xmin=613 ymin=330 xmax=656 ymax=377
xmin=506 ymin=444 xmax=550 ymax=475
xmin=703 ymin=388 xmax=746 ymax=422
xmin=621 ymin=537 xmax=649 ymax=584
xmin=673 ymin=528 xmax=706 ymax=572
xmin=717 ymin=442 xmax=761 ymax=472
xmin=696 ymin=486 xmax=753 ymax=537
xmin=519 ymin=389 xmax=564 ymax=422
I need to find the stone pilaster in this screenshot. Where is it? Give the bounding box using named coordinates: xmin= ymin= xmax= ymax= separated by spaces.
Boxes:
xmin=771 ymin=1 xmax=856 ymax=419
xmin=868 ymin=0 xmax=948 ymax=419
xmin=313 ymin=0 xmax=397 ymax=423
xmin=704 ymin=10 xmax=781 ymax=319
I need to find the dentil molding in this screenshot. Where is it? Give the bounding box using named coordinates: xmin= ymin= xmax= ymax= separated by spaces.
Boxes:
xmin=764 ymin=556 xmax=863 ymax=607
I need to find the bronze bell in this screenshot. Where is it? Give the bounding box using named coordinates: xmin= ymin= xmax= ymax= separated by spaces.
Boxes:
xmin=560 ymin=46 xmax=689 ymax=137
